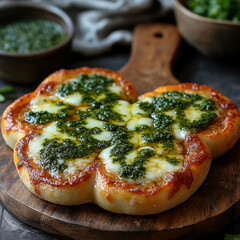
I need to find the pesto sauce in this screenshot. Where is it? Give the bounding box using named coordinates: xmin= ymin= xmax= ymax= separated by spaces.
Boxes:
xmin=166 ymin=156 xmax=180 ymax=166
xmin=137 ymin=102 xmax=154 ymax=114
xmin=139 ymin=91 xmax=218 ymax=132
xmin=0 ymin=18 xmax=66 ymax=53
xmin=120 ymin=149 xmax=155 ymax=180
xmin=77 ymin=102 xmax=123 ymax=122
xmin=25 ymin=109 xmax=69 ymax=124
xmin=135 ymin=124 xmax=151 ymax=131
xmin=38 ymin=90 xmax=218 ymax=180
xmin=194 ymin=98 xmax=217 ymax=111
xmin=110 ymin=126 xmax=134 ymax=162
xmin=25 ymin=101 xmax=72 ymax=124
xmin=56 ymin=120 xmax=110 ymax=150
xmin=141 ymin=131 xmax=174 ymax=151
xmin=151 ymin=111 xmax=175 ymax=131
xmin=58 ymin=74 xmax=121 ymax=107
xmin=40 ymin=138 xmax=95 ymax=172
xmin=177 ymin=111 xmax=217 ymax=131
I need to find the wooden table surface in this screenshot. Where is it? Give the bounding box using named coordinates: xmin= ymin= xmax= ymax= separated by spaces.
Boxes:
xmin=1 ymin=18 xmax=240 ymax=240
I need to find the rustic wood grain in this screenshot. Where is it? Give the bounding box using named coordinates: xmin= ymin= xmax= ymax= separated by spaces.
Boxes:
xmin=1 ymin=23 xmax=240 ymax=240
xmin=119 ymin=23 xmax=180 ymax=93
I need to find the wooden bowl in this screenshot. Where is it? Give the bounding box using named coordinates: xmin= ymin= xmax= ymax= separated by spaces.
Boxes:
xmin=174 ymin=0 xmax=240 ymax=57
xmin=0 ymin=2 xmax=74 ymax=83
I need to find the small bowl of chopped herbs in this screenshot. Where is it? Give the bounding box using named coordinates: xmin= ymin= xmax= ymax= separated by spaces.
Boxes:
xmin=174 ymin=0 xmax=240 ymax=57
xmin=0 ymin=2 xmax=74 ymax=83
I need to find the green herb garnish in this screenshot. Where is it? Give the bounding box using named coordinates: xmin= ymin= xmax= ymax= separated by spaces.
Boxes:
xmin=0 ymin=18 xmax=66 ymax=53
xmin=187 ymin=0 xmax=240 ymax=22
xmin=225 ymin=234 xmax=240 ymax=240
xmin=0 ymin=86 xmax=13 ymax=103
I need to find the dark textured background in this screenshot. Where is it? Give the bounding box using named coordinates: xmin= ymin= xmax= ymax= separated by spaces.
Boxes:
xmin=0 ymin=12 xmax=240 ymax=240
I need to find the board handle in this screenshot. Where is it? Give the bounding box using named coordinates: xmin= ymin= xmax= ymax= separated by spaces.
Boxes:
xmin=119 ymin=23 xmax=181 ymax=94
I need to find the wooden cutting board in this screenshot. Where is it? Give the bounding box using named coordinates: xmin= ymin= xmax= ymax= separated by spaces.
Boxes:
xmin=1 ymin=23 xmax=240 ymax=240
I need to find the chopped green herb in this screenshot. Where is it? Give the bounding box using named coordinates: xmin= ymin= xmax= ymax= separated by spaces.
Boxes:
xmin=135 ymin=124 xmax=151 ymax=131
xmin=177 ymin=111 xmax=217 ymax=131
xmin=138 ymin=101 xmax=154 ymax=114
xmin=163 ymin=91 xmax=202 ymax=101
xmin=141 ymin=130 xmax=174 ymax=151
xmin=166 ymin=156 xmax=180 ymax=165
xmin=94 ymin=103 xmax=123 ymax=122
xmin=152 ymin=97 xmax=192 ymax=112
xmin=25 ymin=109 xmax=69 ymax=124
xmin=0 ymin=86 xmax=13 ymax=94
xmin=151 ymin=111 xmax=175 ymax=130
xmin=0 ymin=18 xmax=66 ymax=53
xmin=77 ymin=103 xmax=124 ymax=122
xmin=103 ymin=123 xmax=118 ymax=131
xmin=111 ymin=141 xmax=134 ymax=162
xmin=194 ymin=98 xmax=217 ymax=111
xmin=187 ymin=0 xmax=240 ymax=22
xmin=58 ymin=74 xmax=121 ymax=107
xmin=141 ymin=130 xmax=173 ymax=143
xmin=40 ymin=138 xmax=94 ymax=172
xmin=120 ymin=149 xmax=155 ymax=180
xmin=225 ymin=234 xmax=240 ymax=240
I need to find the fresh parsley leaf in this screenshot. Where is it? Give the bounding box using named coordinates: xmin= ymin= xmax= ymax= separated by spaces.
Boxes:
xmin=0 ymin=86 xmax=13 ymax=103
xmin=188 ymin=0 xmax=240 ymax=22
xmin=225 ymin=234 xmax=240 ymax=240
xmin=0 ymin=86 xmax=13 ymax=94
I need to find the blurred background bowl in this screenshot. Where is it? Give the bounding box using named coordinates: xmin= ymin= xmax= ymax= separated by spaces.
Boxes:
xmin=0 ymin=2 xmax=74 ymax=83
xmin=174 ymin=0 xmax=240 ymax=57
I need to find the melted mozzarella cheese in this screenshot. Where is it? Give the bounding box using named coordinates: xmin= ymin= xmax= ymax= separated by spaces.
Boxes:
xmin=108 ymin=84 xmax=122 ymax=95
xmin=28 ymin=122 xmax=75 ymax=163
xmin=93 ymin=131 xmax=112 ymax=141
xmin=185 ymin=106 xmax=203 ymax=122
xmin=28 ymin=122 xmax=96 ymax=176
xmin=96 ymin=93 xmax=106 ymax=101
xmin=60 ymin=92 xmax=83 ymax=106
xmin=113 ymin=100 xmax=131 ymax=124
xmin=100 ymin=143 xmax=184 ymax=182
xmin=99 ymin=145 xmax=121 ymax=173
xmin=128 ymin=132 xmax=139 ymax=145
xmin=172 ymin=123 xmax=189 ymax=140
xmin=131 ymin=102 xmax=147 ymax=116
xmin=85 ymin=118 xmax=105 ymax=129
xmin=30 ymin=96 xmax=65 ymax=113
xmin=65 ymin=78 xmax=78 ymax=83
xmin=139 ymin=97 xmax=152 ymax=103
xmin=85 ymin=118 xmax=112 ymax=141
xmin=127 ymin=117 xmax=153 ymax=131
xmin=165 ymin=111 xmax=176 ymax=119
xmin=124 ymin=150 xmax=138 ymax=165
xmin=63 ymin=154 xmax=97 ymax=175
xmin=145 ymin=155 xmax=183 ymax=180
xmin=55 ymin=78 xmax=83 ymax=106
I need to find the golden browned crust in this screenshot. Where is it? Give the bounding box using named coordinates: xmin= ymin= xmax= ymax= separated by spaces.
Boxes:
xmin=94 ymin=134 xmax=211 ymax=215
xmin=140 ymin=83 xmax=240 ymax=158
xmin=2 ymin=70 xmax=240 ymax=215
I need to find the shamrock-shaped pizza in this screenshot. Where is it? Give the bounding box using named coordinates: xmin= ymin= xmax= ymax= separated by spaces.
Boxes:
xmin=2 ymin=67 xmax=240 ymax=215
